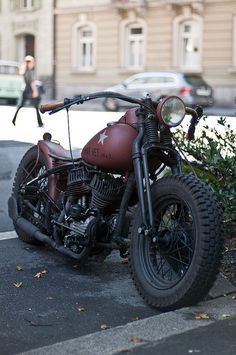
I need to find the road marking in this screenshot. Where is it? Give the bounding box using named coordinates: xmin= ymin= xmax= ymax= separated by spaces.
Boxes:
xmin=0 ymin=230 xmax=17 ymax=240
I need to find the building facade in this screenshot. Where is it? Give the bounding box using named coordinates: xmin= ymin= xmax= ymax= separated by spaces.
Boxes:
xmin=0 ymin=0 xmax=54 ymax=97
xmin=54 ymin=0 xmax=236 ymax=104
xmin=0 ymin=0 xmax=236 ymax=104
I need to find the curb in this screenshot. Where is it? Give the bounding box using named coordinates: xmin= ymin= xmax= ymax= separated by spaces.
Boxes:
xmin=0 ymin=230 xmax=17 ymax=241
xmin=18 ymin=293 xmax=236 ymax=355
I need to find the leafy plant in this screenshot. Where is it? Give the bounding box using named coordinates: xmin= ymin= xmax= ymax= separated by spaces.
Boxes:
xmin=174 ymin=116 xmax=236 ymax=224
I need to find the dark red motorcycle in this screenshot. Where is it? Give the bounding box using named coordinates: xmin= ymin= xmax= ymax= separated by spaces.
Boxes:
xmin=8 ymin=92 xmax=224 ymax=310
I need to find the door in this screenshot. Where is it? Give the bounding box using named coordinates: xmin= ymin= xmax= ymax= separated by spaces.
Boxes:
xmin=16 ymin=34 xmax=35 ymax=62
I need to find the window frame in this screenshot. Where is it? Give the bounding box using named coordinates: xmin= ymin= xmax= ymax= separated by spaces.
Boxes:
xmin=173 ymin=14 xmax=203 ymax=73
xmin=120 ymin=18 xmax=146 ymax=72
xmin=72 ymin=22 xmax=96 ymax=73
xmin=11 ymin=0 xmax=41 ymax=11
xmin=233 ymin=15 xmax=236 ymax=68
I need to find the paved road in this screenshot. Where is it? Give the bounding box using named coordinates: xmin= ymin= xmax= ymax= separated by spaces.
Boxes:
xmin=1 ymin=233 xmax=236 ymax=355
xmin=0 ymin=141 xmax=33 ymax=232
xmin=0 ymin=235 xmax=159 ymax=355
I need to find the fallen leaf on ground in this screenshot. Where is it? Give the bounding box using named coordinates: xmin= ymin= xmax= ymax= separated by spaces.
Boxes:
xmin=76 ymin=306 xmax=87 ymax=312
xmin=100 ymin=324 xmax=110 ymax=330
xmin=16 ymin=265 xmax=24 ymax=271
xmin=222 ymin=314 xmax=231 ymax=318
xmin=34 ymin=270 xmax=48 ymax=278
xmin=193 ymin=313 xmax=209 ymax=319
xmin=119 ymin=349 xmax=132 ymax=353
xmin=73 ymin=264 xmax=80 ymax=269
xmin=121 ymin=258 xmax=128 ymax=264
xmin=13 ymin=282 xmax=22 ymax=288
xmin=130 ymin=336 xmax=143 ymax=344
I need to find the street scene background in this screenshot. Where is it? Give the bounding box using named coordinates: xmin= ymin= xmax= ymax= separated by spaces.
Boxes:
xmin=0 ymin=0 xmax=236 ymax=354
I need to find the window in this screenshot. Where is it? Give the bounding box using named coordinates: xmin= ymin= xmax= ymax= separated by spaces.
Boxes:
xmin=73 ymin=24 xmax=96 ymax=71
xmin=0 ymin=64 xmax=19 ymax=75
xmin=173 ymin=16 xmax=202 ymax=72
xmin=233 ymin=15 xmax=236 ymax=68
xmin=126 ymin=24 xmax=144 ymax=68
xmin=127 ymin=76 xmax=147 ymax=85
xmin=11 ymin=0 xmax=40 ymax=11
xmin=184 ymin=74 xmax=207 ymax=87
xmin=180 ymin=20 xmax=201 ymax=70
xmin=121 ymin=19 xmax=146 ymax=70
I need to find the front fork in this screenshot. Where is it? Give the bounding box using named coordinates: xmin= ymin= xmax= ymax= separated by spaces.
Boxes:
xmin=132 ymin=116 xmax=182 ymax=237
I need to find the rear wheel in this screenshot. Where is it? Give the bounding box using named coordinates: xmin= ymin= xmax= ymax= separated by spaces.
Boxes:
xmin=12 ymin=145 xmax=49 ymax=244
xmin=129 ymin=174 xmax=224 ymax=310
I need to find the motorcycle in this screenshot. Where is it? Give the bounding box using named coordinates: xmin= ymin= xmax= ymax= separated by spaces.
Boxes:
xmin=8 ymin=92 xmax=224 ymax=311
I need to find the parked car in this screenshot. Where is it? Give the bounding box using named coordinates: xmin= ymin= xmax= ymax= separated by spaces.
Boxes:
xmin=0 ymin=60 xmax=24 ymax=105
xmin=103 ymin=71 xmax=214 ymax=111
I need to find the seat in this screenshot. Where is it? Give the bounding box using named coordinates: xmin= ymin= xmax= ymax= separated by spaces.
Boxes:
xmin=38 ymin=137 xmax=81 ymax=163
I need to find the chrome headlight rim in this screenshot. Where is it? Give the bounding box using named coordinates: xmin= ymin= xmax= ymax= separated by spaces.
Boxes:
xmin=156 ymin=96 xmax=186 ymax=128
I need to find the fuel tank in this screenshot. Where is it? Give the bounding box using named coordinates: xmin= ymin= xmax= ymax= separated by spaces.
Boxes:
xmin=81 ymin=108 xmax=138 ymax=171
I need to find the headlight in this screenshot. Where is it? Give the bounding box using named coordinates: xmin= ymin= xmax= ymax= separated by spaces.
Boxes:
xmin=156 ymin=96 xmax=185 ymax=127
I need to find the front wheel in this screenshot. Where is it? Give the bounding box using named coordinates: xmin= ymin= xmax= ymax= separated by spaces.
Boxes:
xmin=129 ymin=174 xmax=224 ymax=311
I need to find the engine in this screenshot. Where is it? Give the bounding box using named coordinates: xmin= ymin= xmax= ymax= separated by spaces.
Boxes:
xmin=66 ymin=165 xmax=125 ymax=210
xmin=62 ymin=164 xmax=125 ymax=253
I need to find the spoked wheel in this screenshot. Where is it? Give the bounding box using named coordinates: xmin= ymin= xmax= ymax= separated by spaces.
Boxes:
xmin=129 ymin=174 xmax=224 ymax=311
xmin=12 ymin=145 xmax=50 ymax=244
xmin=150 ymin=199 xmax=194 ymax=287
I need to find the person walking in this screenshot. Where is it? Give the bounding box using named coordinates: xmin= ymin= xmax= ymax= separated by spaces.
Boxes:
xmin=12 ymin=55 xmax=43 ymax=127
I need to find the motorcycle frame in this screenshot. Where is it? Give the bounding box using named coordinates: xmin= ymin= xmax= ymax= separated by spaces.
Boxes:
xmin=8 ymin=92 xmax=201 ymax=260
xmin=21 ymin=97 xmax=184 ymax=247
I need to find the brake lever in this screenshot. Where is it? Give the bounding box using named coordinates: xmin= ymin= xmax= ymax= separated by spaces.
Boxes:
xmin=186 ymin=106 xmax=203 ymax=141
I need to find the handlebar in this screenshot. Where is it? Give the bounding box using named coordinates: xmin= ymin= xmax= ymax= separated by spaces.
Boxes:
xmin=39 ymin=91 xmax=202 ymax=141
xmin=39 ymin=91 xmax=146 ymax=115
xmin=40 ymin=100 xmax=65 ymax=113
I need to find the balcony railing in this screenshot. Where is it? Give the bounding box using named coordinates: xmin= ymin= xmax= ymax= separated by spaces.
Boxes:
xmin=111 ymin=0 xmax=148 ymax=8
xmin=111 ymin=0 xmax=204 ymax=9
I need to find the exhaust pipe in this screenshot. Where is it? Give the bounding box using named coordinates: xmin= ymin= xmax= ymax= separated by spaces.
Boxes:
xmin=8 ymin=195 xmax=89 ymax=260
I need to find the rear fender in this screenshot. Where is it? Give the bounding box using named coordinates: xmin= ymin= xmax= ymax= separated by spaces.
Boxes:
xmin=37 ymin=139 xmax=67 ymax=201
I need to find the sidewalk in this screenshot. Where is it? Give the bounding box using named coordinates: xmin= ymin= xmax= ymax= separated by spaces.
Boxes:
xmin=18 ymin=272 xmax=236 ymax=355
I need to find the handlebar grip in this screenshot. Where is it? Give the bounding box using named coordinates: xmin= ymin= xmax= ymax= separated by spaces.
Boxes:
xmin=187 ymin=124 xmax=196 ymax=141
xmin=39 ymin=100 xmax=65 ymax=113
xmin=185 ymin=106 xmax=202 ymax=141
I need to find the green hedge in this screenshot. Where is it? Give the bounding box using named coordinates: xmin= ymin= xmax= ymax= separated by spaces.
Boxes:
xmin=174 ymin=116 xmax=236 ymax=224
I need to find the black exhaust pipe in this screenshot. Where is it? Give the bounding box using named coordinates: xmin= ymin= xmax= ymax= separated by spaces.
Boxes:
xmin=8 ymin=196 xmax=89 ymax=260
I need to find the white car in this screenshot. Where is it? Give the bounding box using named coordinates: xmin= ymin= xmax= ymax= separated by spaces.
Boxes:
xmin=103 ymin=71 xmax=214 ymax=111
xmin=0 ymin=60 xmax=24 ymax=105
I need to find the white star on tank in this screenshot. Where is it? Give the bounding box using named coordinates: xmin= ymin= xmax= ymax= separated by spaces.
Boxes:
xmin=98 ymin=130 xmax=108 ymax=145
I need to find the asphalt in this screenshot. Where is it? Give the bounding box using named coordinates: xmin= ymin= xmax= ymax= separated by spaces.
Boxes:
xmin=10 ymin=248 xmax=234 ymax=355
